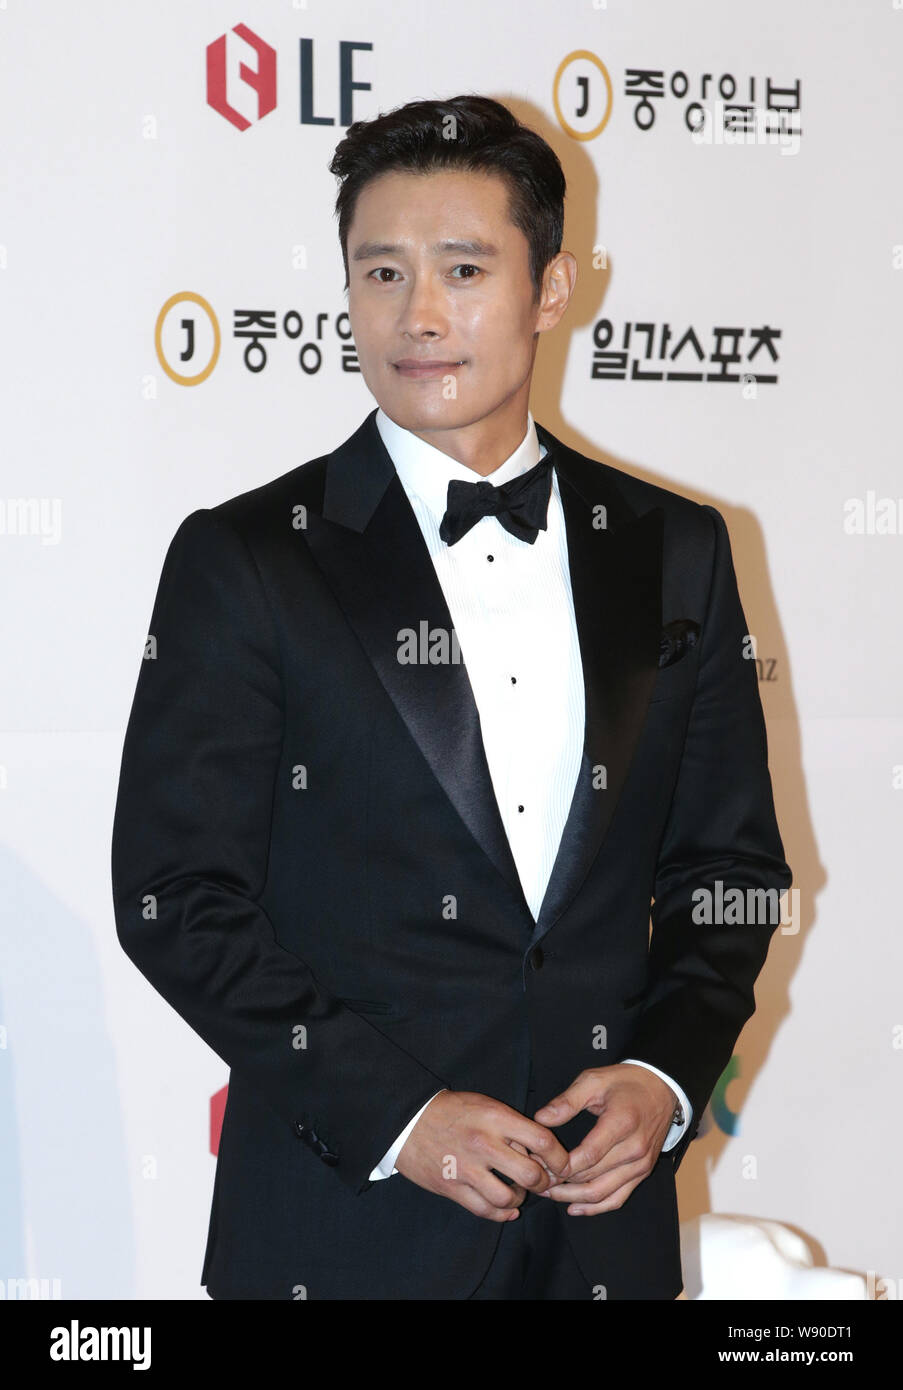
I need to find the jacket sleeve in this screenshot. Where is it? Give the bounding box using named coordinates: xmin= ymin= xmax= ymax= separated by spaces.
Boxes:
xmin=110 ymin=507 xmax=451 ymax=1195
xmin=625 ymin=504 xmax=792 ymax=1171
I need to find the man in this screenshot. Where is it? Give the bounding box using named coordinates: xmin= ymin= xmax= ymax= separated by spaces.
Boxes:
xmin=111 ymin=94 xmax=792 ymax=1300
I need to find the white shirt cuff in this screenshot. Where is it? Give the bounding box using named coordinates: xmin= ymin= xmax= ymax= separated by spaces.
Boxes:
xmin=368 ymin=1089 xmax=447 ymax=1180
xmin=620 ymin=1059 xmax=692 ymax=1151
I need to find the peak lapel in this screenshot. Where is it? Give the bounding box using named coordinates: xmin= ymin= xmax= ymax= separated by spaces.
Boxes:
xmin=302 ymin=410 xmax=533 ymax=918
xmin=301 ymin=410 xmax=664 ymax=944
xmin=530 ymin=422 xmax=664 ymax=945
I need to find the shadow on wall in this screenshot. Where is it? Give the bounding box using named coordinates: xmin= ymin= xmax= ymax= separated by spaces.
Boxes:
xmin=0 ymin=844 xmax=133 ymax=1297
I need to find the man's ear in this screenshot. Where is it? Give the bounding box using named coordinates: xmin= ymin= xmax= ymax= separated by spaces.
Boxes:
xmin=536 ymin=250 xmax=578 ymax=334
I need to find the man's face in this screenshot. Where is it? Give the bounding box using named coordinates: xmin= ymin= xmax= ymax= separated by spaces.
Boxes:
xmin=346 ymin=168 xmax=548 ymax=441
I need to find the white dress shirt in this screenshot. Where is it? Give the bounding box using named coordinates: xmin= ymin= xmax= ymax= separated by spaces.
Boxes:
xmin=367 ymin=406 xmax=691 ymax=1181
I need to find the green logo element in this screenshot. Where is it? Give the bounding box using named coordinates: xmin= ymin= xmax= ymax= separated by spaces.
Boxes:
xmin=710 ymin=1055 xmax=741 ymax=1136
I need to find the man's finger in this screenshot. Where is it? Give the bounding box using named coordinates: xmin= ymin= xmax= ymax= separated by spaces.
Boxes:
xmin=543 ymin=1155 xmax=651 ymax=1208
xmin=559 ymin=1116 xmax=631 ymax=1178
xmin=474 ymin=1168 xmax=529 ymax=1210
xmin=565 ymin=1172 xmax=648 ymax=1216
xmin=559 ymin=1130 xmax=649 ymax=1185
xmin=481 ymin=1146 xmax=553 ymax=1194
xmin=468 ymin=1122 xmax=565 ymax=1192
xmin=505 ymin=1113 xmax=570 ymax=1177
xmin=532 ymin=1071 xmax=597 ymax=1127
xmin=453 ymin=1182 xmax=523 ymax=1223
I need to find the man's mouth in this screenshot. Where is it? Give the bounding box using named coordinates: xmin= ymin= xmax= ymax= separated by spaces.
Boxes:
xmin=392 ymin=359 xmax=467 ymax=378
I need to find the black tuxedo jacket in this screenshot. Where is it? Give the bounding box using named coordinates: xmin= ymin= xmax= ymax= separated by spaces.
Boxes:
xmin=111 ymin=408 xmax=791 ymax=1300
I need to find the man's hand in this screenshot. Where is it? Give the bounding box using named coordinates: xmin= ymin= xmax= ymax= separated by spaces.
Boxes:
xmin=394 ymin=1090 xmax=570 ymax=1222
xmin=532 ymin=1064 xmax=676 ymax=1215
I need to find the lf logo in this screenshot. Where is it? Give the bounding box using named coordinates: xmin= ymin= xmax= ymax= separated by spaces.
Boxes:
xmin=206 ymin=27 xmax=372 ymax=132
xmin=207 ymin=23 xmax=277 ymax=132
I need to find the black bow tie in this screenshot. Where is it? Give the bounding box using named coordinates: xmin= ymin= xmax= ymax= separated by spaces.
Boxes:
xmin=439 ymin=454 xmax=554 ymax=546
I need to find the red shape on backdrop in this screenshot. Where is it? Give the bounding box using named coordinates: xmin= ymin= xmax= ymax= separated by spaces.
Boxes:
xmin=206 ymin=24 xmax=277 ymax=133
xmin=210 ymin=1084 xmax=228 ymax=1157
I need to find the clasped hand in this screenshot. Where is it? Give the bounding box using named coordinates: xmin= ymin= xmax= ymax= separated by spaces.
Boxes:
xmin=394 ymin=1063 xmax=677 ymax=1221
xmin=531 ymin=1062 xmax=677 ymax=1214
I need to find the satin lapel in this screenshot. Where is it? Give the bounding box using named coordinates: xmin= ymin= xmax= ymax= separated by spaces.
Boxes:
xmin=530 ymin=422 xmax=664 ymax=946
xmin=302 ymin=409 xmax=663 ymax=939
xmin=302 ymin=409 xmax=532 ymax=916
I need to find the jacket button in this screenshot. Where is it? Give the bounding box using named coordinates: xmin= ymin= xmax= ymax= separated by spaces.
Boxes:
xmin=529 ymin=946 xmax=544 ymax=970
xmin=299 ymin=1124 xmax=339 ymax=1166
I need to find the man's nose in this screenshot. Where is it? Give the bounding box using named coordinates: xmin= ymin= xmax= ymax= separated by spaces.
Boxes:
xmin=398 ymin=274 xmax=448 ymax=339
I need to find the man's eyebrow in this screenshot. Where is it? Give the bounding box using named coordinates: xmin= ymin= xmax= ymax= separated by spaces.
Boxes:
xmin=351 ymin=238 xmax=500 ymax=262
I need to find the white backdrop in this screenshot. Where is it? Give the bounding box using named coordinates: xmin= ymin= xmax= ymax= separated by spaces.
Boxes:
xmin=1 ymin=0 xmax=901 ymax=1299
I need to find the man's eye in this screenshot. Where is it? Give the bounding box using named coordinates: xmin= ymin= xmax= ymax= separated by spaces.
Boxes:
xmin=368 ymin=266 xmax=482 ymax=282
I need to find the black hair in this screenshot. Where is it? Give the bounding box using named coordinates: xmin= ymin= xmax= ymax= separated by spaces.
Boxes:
xmin=328 ymin=94 xmax=566 ymax=303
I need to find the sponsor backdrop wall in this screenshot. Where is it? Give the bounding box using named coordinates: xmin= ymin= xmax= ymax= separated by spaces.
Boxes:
xmin=1 ymin=1 xmax=900 ymax=1299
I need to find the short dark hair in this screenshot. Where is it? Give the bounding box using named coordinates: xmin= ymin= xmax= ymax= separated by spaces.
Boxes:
xmin=328 ymin=94 xmax=566 ymax=303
